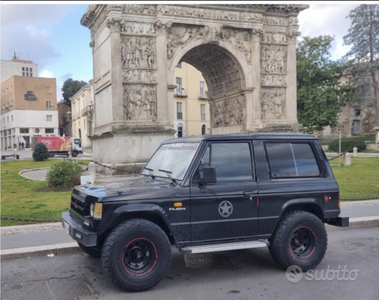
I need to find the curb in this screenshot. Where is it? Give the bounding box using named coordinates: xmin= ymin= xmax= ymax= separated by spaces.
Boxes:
xmin=1 ymin=242 xmax=80 ymax=260
xmin=1 ymin=216 xmax=379 ymax=260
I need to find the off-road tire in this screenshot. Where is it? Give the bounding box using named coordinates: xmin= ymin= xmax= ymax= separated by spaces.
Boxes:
xmin=78 ymin=242 xmax=102 ymax=258
xmin=102 ymin=219 xmax=172 ymax=292
xmin=269 ymin=210 xmax=327 ymax=271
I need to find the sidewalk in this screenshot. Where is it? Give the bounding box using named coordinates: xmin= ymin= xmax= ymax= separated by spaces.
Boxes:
xmin=1 ymin=200 xmax=379 ymax=260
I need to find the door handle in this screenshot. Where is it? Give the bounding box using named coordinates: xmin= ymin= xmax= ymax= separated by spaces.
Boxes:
xmin=243 ymin=191 xmax=256 ymax=200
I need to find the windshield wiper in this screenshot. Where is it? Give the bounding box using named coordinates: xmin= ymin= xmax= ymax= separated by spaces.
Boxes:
xmin=158 ymin=169 xmax=177 ymax=184
xmin=144 ymin=167 xmax=156 ymax=179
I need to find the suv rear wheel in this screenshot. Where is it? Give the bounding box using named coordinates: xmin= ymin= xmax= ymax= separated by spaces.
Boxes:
xmin=102 ymin=219 xmax=172 ymax=292
xmin=268 ymin=210 xmax=327 ymax=271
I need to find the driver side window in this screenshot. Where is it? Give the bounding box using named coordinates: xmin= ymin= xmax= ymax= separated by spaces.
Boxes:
xmin=193 ymin=142 xmax=253 ymax=182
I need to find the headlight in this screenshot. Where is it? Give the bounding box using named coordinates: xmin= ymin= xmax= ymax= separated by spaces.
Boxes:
xmin=90 ymin=203 xmax=103 ymax=219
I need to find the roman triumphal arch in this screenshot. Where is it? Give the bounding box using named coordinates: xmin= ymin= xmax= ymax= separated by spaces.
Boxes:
xmin=81 ymin=4 xmax=309 ymax=174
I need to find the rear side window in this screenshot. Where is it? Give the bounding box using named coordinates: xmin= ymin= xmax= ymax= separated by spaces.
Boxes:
xmin=265 ymin=142 xmax=320 ymax=178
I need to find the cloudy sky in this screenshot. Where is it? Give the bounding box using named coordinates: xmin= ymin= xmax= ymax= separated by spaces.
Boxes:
xmin=0 ymin=2 xmax=362 ymax=100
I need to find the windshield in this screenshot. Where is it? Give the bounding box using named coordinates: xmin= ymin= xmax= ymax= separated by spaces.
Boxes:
xmin=141 ymin=142 xmax=200 ymax=180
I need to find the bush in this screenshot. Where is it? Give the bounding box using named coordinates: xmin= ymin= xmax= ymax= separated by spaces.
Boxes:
xmin=46 ymin=160 xmax=83 ymax=190
xmin=329 ymin=139 xmax=367 ymax=152
xmin=33 ymin=143 xmax=49 ymax=161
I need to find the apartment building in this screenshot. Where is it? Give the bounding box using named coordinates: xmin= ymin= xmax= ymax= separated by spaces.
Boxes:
xmin=70 ymin=82 xmax=94 ymax=148
xmin=173 ymin=62 xmax=210 ymax=137
xmin=1 ymin=54 xmax=38 ymax=83
xmin=0 ymin=76 xmax=58 ymax=149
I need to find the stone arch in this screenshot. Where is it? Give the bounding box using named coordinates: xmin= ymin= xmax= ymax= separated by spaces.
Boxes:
xmin=169 ymin=43 xmax=248 ymax=133
xmin=81 ymin=4 xmax=309 ymax=172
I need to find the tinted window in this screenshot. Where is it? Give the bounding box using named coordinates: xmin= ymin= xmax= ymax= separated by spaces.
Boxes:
xmin=265 ymin=142 xmax=320 ymax=178
xmin=210 ymin=143 xmax=253 ymax=181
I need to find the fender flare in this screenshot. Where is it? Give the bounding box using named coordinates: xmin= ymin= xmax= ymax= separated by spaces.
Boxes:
xmin=280 ymin=198 xmax=324 ymax=220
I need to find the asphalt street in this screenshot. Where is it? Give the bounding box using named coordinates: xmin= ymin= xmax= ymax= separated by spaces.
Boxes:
xmin=1 ymin=227 xmax=378 ymax=300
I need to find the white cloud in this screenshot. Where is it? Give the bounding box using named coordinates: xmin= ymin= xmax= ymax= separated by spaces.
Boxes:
xmin=0 ymin=4 xmax=71 ymax=67
xmin=39 ymin=69 xmax=54 ymax=78
xmin=298 ymin=4 xmax=358 ymax=60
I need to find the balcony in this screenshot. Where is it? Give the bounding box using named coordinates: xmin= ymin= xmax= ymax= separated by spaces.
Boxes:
xmin=198 ymin=91 xmax=209 ymax=100
xmin=175 ymin=89 xmax=187 ymax=98
xmin=81 ymin=105 xmax=93 ymax=117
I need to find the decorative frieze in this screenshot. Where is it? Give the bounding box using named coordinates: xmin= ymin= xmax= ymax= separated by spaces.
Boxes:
xmin=261 ymin=32 xmax=287 ymax=44
xmin=122 ymin=5 xmax=157 ymax=15
xmin=261 ymin=88 xmax=286 ymax=119
xmin=122 ymin=69 xmax=157 ymax=84
xmin=121 ymin=21 xmax=156 ymax=35
xmin=263 ymin=16 xmax=288 ymax=26
xmin=123 ymin=84 xmax=157 ymax=121
xmin=159 ymin=5 xmax=262 ymax=22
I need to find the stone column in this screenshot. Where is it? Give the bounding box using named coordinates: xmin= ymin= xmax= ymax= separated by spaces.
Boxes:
xmin=286 ymin=30 xmax=300 ymax=124
xmin=107 ymin=17 xmax=124 ymax=123
xmin=248 ymin=29 xmax=263 ymax=131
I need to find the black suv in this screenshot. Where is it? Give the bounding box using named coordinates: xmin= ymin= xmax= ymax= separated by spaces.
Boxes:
xmin=62 ymin=133 xmax=348 ymax=292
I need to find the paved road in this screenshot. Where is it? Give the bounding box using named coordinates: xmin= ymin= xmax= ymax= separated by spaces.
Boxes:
xmin=1 ymin=227 xmax=378 ymax=300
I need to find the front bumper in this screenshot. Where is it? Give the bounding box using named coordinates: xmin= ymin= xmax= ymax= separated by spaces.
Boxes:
xmin=326 ymin=216 xmax=349 ymax=227
xmin=61 ymin=211 xmax=98 ymax=246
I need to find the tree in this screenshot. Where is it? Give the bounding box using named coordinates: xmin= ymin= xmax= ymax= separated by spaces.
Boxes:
xmin=33 ymin=142 xmax=49 ymax=161
xmin=343 ymin=4 xmax=379 ymax=126
xmin=297 ymin=35 xmax=354 ymax=133
xmin=61 ymin=78 xmax=88 ymax=106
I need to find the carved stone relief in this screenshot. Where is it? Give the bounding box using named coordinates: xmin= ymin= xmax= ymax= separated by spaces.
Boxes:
xmin=261 ymin=45 xmax=287 ymax=74
xmin=263 ymin=16 xmax=288 ymax=26
xmin=121 ymin=21 xmax=156 ymax=35
xmin=167 ymin=25 xmax=205 ymax=59
xmin=122 ymin=5 xmax=157 ymax=15
xmin=159 ymin=5 xmax=262 ymax=22
xmin=121 ymin=36 xmax=156 ymax=69
xmin=261 ymin=32 xmax=287 ymax=44
xmin=123 ymin=84 xmax=157 ymax=121
xmin=210 ymin=96 xmax=245 ymax=128
xmin=219 ymin=28 xmax=252 ymax=63
xmin=261 ymin=88 xmax=286 ymax=119
xmin=122 ymin=69 xmax=157 ymax=84
xmin=261 ymin=74 xmax=287 ymax=87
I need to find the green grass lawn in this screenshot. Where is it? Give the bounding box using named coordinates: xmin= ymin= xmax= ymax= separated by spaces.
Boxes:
xmin=331 ymin=157 xmax=379 ymax=200
xmin=1 ymin=157 xmax=378 ymax=227
xmin=1 ymin=159 xmax=90 ymax=227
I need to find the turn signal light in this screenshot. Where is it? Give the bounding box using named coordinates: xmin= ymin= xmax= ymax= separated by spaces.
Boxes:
xmin=174 ymin=202 xmax=183 ymax=207
xmin=93 ymin=203 xmax=103 ymax=219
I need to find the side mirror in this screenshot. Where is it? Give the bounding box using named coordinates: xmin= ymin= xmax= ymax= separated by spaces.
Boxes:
xmin=203 ymin=167 xmax=216 ymax=184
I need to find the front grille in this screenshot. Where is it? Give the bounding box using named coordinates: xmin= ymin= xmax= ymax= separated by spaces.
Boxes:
xmin=70 ymin=194 xmax=88 ymax=216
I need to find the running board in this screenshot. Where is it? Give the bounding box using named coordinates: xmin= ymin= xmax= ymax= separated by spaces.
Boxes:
xmin=179 ymin=240 xmax=268 ymax=254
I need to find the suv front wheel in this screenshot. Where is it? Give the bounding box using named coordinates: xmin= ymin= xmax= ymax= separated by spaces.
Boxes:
xmin=268 ymin=210 xmax=327 ymax=271
xmin=102 ymin=219 xmax=172 ymax=292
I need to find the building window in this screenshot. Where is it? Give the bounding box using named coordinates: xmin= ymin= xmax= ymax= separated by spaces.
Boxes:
xmin=202 ymin=125 xmax=206 ymax=135
xmin=200 ymin=81 xmax=205 ymax=98
xmin=46 ymin=101 xmax=52 ymax=110
xmin=176 ymin=77 xmax=182 ymax=95
xmin=24 ymin=91 xmax=37 ymax=100
xmin=45 ymin=128 xmax=54 ymax=134
xmin=20 ymin=128 xmax=29 ymax=134
xmin=352 ymin=120 xmax=361 ymax=135
xmin=178 ymin=125 xmax=183 ymax=138
xmin=46 ymin=115 xmax=52 ymax=122
xmin=177 ymin=102 xmax=183 ymax=119
xmin=46 ymin=86 xmax=52 ymax=93
xmin=11 ymin=115 xmax=14 ymax=122
xmin=201 ymin=104 xmax=206 ymax=121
